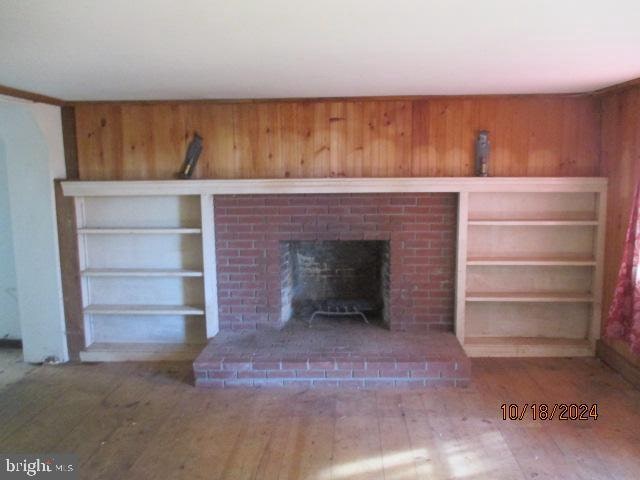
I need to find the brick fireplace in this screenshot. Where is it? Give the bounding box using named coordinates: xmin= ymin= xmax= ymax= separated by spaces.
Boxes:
xmin=214 ymin=193 xmax=457 ymax=332
xmin=194 ymin=192 xmax=469 ymax=389
xmin=59 ymin=176 xmax=605 ymax=386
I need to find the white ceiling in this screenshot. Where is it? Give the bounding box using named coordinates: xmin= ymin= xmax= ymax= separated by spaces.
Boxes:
xmin=1 ymin=0 xmax=639 ymax=101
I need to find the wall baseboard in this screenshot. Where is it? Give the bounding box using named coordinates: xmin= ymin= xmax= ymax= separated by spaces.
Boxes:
xmin=597 ymin=339 xmax=640 ymax=389
xmin=0 ymin=338 xmax=23 ymax=349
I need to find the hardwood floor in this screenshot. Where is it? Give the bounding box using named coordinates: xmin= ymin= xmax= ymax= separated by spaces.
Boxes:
xmin=1 ymin=350 xmax=639 ymax=479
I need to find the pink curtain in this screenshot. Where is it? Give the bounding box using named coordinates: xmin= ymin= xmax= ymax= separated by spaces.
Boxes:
xmin=605 ymin=183 xmax=640 ymax=354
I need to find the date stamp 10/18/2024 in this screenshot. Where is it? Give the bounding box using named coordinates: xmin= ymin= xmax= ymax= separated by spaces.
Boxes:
xmin=501 ymin=403 xmax=599 ymax=421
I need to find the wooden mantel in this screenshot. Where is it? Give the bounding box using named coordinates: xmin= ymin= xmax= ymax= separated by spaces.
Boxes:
xmin=61 ymin=177 xmax=607 ymax=197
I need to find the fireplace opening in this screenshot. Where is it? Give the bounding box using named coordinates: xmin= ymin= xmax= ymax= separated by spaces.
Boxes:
xmin=280 ymin=240 xmax=390 ymax=327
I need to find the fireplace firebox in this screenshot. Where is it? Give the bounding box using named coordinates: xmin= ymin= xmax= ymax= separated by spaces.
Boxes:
xmin=280 ymin=240 xmax=390 ymax=326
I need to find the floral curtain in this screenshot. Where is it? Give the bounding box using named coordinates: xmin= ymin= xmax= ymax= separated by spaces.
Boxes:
xmin=605 ymin=183 xmax=640 ymax=354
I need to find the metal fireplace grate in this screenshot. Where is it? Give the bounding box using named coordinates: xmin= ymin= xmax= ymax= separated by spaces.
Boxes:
xmin=309 ymin=299 xmax=373 ymax=325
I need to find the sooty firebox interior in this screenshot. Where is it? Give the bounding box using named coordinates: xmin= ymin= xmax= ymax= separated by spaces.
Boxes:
xmin=280 ymin=240 xmax=390 ymax=327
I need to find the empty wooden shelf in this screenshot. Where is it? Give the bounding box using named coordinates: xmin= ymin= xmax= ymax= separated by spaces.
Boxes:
xmin=468 ymin=220 xmax=598 ymax=226
xmin=68 ymin=193 xmax=217 ymax=361
xmin=463 ymin=337 xmax=594 ymax=357
xmin=84 ymin=304 xmax=205 ymax=315
xmin=465 ymin=292 xmax=594 ymax=303
xmin=466 ymin=256 xmax=597 ymax=266
xmin=81 ymin=268 xmax=204 ymax=277
xmin=457 ymin=186 xmax=606 ymax=357
xmin=79 ymin=342 xmax=205 ymax=362
xmin=78 ymin=227 xmax=201 ymax=234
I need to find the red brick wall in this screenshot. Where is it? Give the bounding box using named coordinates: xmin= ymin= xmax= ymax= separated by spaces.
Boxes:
xmin=214 ymin=193 xmax=457 ymax=332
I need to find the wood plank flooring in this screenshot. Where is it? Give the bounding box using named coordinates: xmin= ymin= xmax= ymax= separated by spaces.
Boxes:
xmin=1 ymin=350 xmax=640 ymax=479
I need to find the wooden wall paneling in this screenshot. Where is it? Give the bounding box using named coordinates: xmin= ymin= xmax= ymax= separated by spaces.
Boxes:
xmin=251 ymin=103 xmax=269 ymax=178
xmin=575 ymin=98 xmax=601 ymax=176
xmin=388 ymin=101 xmax=412 ymax=177
xmin=119 ymin=105 xmax=157 ymax=178
xmin=446 ymin=98 xmax=464 ymax=176
xmin=526 ymin=99 xmax=556 ymax=176
xmin=58 ymin=108 xmax=83 ymax=359
xmin=344 ymin=102 xmax=362 ymax=177
xmin=360 ymin=101 xmax=376 ymax=177
xmin=410 ymin=100 xmax=429 ymax=176
xmin=74 ymin=96 xmax=601 ymax=180
xmin=311 ymin=102 xmax=329 ymax=177
xmin=272 ymin=103 xmax=287 ymax=178
xmin=559 ymin=99 xmax=578 ymax=176
xmin=597 ymin=338 xmax=640 ymax=389
xmin=399 ymin=101 xmax=414 ymax=176
xmin=121 ymin=105 xmax=153 ymax=179
xmin=548 ymin=99 xmax=576 ymax=176
xmin=296 ymin=103 xmax=315 ymax=178
xmin=458 ymin=99 xmax=474 ymax=177
xmin=235 ymin=103 xmax=258 ymax=179
xmin=250 ymin=104 xmax=272 ymax=178
xmin=54 ymin=181 xmax=84 ymax=360
xmin=76 ymin=104 xmax=123 ymax=179
xmin=428 ymin=99 xmax=448 ymax=176
xmin=328 ymin=101 xmax=345 ymax=177
xmin=101 ymin=104 xmax=124 ymax=179
xmin=279 ymin=102 xmax=299 ymax=178
xmin=378 ymin=101 xmax=393 ymax=176
xmin=149 ymin=104 xmax=187 ymax=179
xmin=213 ymin=103 xmax=237 ymax=179
xmin=504 ymin=99 xmax=527 ymax=176
xmin=61 ymin=106 xmax=79 ymax=179
xmin=227 ymin=103 xmax=245 ymax=179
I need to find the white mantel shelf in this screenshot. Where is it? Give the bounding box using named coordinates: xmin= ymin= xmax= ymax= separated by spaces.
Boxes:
xmin=61 ymin=177 xmax=607 ymax=197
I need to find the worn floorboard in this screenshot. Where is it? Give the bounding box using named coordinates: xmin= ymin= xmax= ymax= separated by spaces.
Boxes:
xmin=1 ymin=350 xmax=639 ymax=479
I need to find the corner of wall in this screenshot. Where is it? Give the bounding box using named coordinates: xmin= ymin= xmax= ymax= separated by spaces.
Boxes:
xmin=0 ymin=100 xmax=69 ymax=363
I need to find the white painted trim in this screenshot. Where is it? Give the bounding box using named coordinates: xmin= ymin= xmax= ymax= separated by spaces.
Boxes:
xmin=468 ymin=220 xmax=599 ymax=226
xmin=81 ymin=268 xmax=203 ymax=277
xmin=200 ymin=194 xmax=219 ymax=338
xmin=590 ymin=191 xmax=607 ymax=346
xmin=465 ymin=292 xmax=594 ymax=302
xmin=62 ymin=177 xmax=608 ymax=197
xmin=74 ymin=197 xmax=92 ymax=347
xmin=455 ymin=192 xmax=468 ymax=343
xmin=77 ymin=227 xmax=202 ymax=235
xmin=463 ymin=338 xmax=594 ymax=357
xmin=84 ymin=304 xmax=205 ymax=315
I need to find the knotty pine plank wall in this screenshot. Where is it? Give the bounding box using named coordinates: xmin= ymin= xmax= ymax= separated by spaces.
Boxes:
xmin=74 ymin=96 xmax=600 ymax=180
xmin=600 ymin=85 xmax=640 ymax=346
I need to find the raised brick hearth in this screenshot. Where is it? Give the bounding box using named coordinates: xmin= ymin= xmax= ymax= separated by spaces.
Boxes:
xmin=214 ymin=193 xmax=456 ymax=332
xmin=200 ymin=192 xmax=464 ymax=389
xmin=194 ymin=319 xmax=470 ymax=388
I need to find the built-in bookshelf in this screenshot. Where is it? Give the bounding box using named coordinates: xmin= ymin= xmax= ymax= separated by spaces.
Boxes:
xmin=63 ymin=177 xmax=607 ymax=361
xmin=456 ymin=188 xmax=607 ymax=357
xmin=73 ymin=194 xmax=217 ymax=361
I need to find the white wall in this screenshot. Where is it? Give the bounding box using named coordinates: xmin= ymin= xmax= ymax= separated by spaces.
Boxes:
xmin=0 ymin=97 xmax=68 ymax=362
xmin=0 ymin=141 xmax=21 ymax=340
